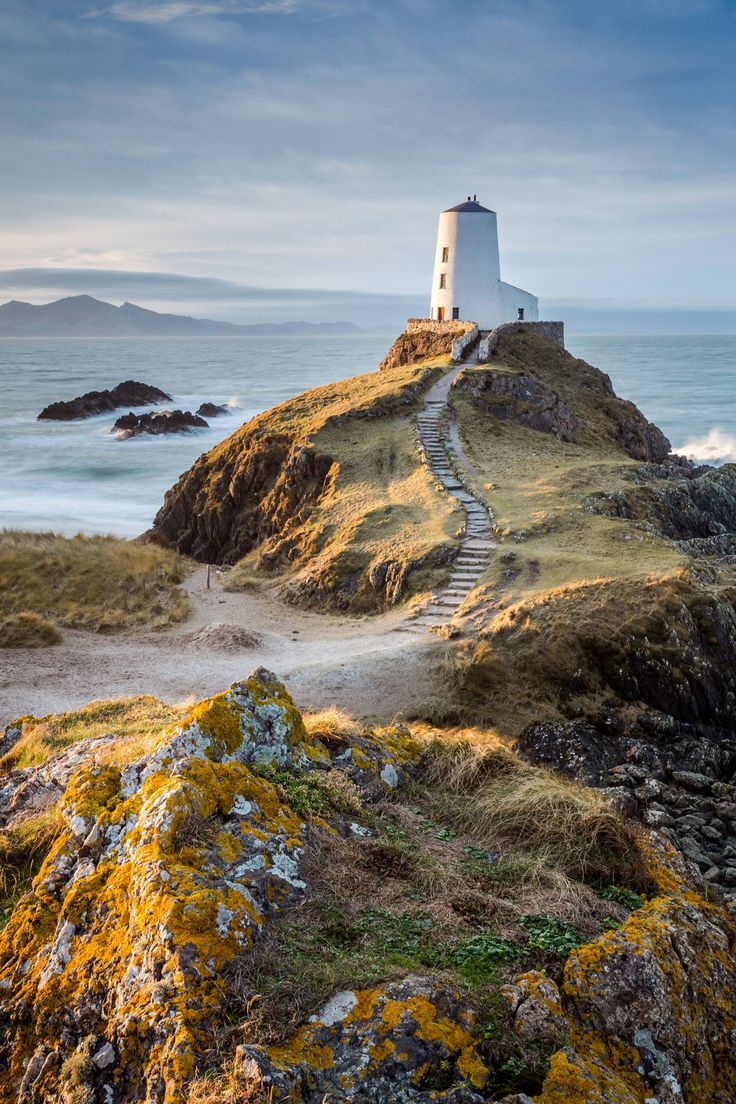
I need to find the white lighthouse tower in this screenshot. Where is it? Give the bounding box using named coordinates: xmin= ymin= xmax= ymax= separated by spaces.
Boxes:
xmin=430 ymin=197 xmax=538 ymax=329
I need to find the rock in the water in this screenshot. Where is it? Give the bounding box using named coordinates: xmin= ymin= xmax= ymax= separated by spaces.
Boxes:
xmin=38 ymin=380 xmax=171 ymax=420
xmin=196 ymin=402 xmax=228 ymax=417
xmin=236 ymin=975 xmax=489 ymax=1102
xmin=112 ymin=409 xmax=208 ymax=438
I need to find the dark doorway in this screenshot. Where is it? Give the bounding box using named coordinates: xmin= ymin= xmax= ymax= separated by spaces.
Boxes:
xmin=452 ymin=307 xmax=460 ymax=320
xmin=517 ymin=307 xmax=525 ymax=320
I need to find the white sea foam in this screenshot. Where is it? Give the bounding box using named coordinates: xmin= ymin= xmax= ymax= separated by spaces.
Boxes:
xmin=675 ymin=427 xmax=736 ymax=464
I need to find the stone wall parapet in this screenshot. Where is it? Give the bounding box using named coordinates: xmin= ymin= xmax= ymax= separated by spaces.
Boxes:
xmin=478 ymin=321 xmax=564 ymax=362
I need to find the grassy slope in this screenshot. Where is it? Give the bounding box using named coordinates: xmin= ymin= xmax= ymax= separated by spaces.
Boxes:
xmin=0 ymin=530 xmax=191 ymax=641
xmin=219 ymin=355 xmax=462 ymax=608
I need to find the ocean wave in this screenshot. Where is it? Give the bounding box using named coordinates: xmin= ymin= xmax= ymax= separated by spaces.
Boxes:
xmin=675 ymin=427 xmax=736 ymax=463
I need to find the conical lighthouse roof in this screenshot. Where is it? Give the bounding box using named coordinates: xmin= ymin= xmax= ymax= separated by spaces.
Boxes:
xmin=443 ymin=198 xmax=494 ymax=213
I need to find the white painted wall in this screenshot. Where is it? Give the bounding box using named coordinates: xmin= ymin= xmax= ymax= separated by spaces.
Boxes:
xmin=429 ymin=203 xmax=537 ymax=328
xmin=498 ymin=280 xmax=539 ymax=322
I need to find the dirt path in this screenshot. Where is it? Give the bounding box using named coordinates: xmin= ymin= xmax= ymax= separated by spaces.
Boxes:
xmin=0 ymin=566 xmax=447 ymax=725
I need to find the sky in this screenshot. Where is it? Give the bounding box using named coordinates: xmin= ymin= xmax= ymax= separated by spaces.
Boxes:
xmin=1 ymin=0 xmax=735 ymax=327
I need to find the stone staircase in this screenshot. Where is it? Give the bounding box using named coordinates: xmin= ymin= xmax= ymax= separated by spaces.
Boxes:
xmin=401 ymin=350 xmax=495 ymax=635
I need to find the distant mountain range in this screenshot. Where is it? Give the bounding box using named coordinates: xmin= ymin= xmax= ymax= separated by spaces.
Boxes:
xmin=0 ymin=295 xmax=366 ymax=337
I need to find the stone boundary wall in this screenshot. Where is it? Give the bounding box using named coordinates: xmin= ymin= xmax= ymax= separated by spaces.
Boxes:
xmin=477 ymin=320 xmax=565 ymax=362
xmin=406 ymin=318 xmax=476 ymax=336
xmin=451 ymin=325 xmax=479 ymax=362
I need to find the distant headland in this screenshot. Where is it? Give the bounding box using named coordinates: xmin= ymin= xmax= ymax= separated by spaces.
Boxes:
xmin=0 ymin=295 xmax=365 ymax=338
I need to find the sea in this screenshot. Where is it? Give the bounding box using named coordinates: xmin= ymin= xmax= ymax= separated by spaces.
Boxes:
xmin=1 ymin=334 xmax=734 ymax=539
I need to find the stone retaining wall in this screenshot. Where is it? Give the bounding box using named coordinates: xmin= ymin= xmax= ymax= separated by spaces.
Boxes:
xmin=478 ymin=320 xmax=565 ymax=362
xmin=451 ymin=325 xmax=479 ymax=362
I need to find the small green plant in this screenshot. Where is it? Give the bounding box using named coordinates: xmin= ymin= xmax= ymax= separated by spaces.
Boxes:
xmin=596 ymin=884 xmax=644 ymax=910
xmin=452 ymin=931 xmax=525 ymax=982
xmin=255 ymin=767 xmax=330 ymax=818
xmin=519 ymin=914 xmax=583 ymax=957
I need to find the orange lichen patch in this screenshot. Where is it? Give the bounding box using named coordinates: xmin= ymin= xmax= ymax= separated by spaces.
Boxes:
xmin=345 ymin=986 xmax=381 ymax=1024
xmin=539 ymin=1048 xmax=642 ymax=1104
xmin=266 ymin=1034 xmax=335 ymax=1073
xmin=242 ymin=670 xmax=308 ymax=749
xmin=182 ymin=694 xmax=244 ymax=759
xmin=215 ymin=829 xmax=242 ymax=863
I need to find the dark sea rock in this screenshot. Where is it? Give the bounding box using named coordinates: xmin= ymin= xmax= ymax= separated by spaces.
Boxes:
xmin=38 ymin=379 xmax=171 ymax=421
xmin=585 ymin=464 xmax=736 ymax=542
xmin=113 ymin=409 xmax=208 ymax=439
xmin=196 ymin=402 xmax=228 ymax=417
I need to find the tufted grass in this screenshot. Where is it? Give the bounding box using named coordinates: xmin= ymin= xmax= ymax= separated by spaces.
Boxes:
xmin=1 ymin=695 xmax=180 ymax=771
xmin=0 ymin=611 xmax=61 ymax=648
xmin=0 ymin=808 xmax=63 ymax=927
xmin=0 ymin=529 xmax=191 ymax=639
xmin=418 ymin=735 xmax=642 ymax=888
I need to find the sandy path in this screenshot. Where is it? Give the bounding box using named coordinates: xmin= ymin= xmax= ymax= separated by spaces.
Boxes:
xmin=0 ymin=566 xmax=447 ymax=725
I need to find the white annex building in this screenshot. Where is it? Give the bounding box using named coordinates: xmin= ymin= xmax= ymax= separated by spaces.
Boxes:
xmin=430 ymin=197 xmax=538 ymax=329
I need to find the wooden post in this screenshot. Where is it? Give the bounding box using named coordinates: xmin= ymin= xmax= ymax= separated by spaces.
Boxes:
xmin=206 ymin=564 xmax=211 ymax=590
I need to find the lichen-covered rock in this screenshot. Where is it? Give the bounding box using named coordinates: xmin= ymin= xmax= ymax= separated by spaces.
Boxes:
xmin=235 ymin=975 xmax=489 ymax=1102
xmin=0 ymin=671 xmax=316 ymax=1103
xmin=0 ymin=671 xmax=423 ymax=1104
xmin=501 ymin=971 xmax=568 ymax=1047
xmin=328 ymin=721 xmax=421 ymax=801
xmin=531 ymin=836 xmax=736 ymax=1104
xmin=0 ymin=732 xmax=119 ymax=829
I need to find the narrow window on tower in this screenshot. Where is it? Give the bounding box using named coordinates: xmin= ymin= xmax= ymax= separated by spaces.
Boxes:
xmin=452 ymin=307 xmax=460 ymax=320
xmin=439 ymin=273 xmax=447 ymax=289
xmin=441 ymin=247 xmax=449 ymax=262
xmin=518 ymin=307 xmax=525 ymax=320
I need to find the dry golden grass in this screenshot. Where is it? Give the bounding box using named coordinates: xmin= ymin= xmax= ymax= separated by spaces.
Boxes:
xmin=417 ymin=734 xmax=643 ymax=893
xmin=0 ymin=529 xmax=191 ymax=636
xmin=0 ymin=808 xmax=64 ymax=925
xmin=1 ymin=695 xmax=180 ymax=771
xmin=187 ymin=1066 xmax=272 ymax=1104
xmin=0 ymin=611 xmax=61 ymax=648
xmin=302 ymin=705 xmax=359 ymax=746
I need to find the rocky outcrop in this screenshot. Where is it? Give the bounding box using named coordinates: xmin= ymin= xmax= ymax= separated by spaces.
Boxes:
xmin=0 ymin=670 xmax=420 ymax=1104
xmin=38 ymin=380 xmax=171 ymax=420
xmin=453 ymin=369 xmax=578 ymax=442
xmin=237 ymin=975 xmax=490 ymax=1103
xmin=586 ymin=463 xmax=736 ymax=543
xmin=150 ymin=436 xmax=335 ymax=564
xmin=196 ymin=402 xmax=228 ymax=418
xmin=379 ymin=325 xmax=472 ymax=372
xmin=471 ymin=332 xmax=671 ymax=463
xmin=112 ymin=409 xmax=208 ymax=438
xmin=534 ymin=839 xmax=736 ymax=1104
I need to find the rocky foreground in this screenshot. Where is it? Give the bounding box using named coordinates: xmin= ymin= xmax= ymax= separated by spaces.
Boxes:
xmin=1 ymin=669 xmax=735 ymax=1104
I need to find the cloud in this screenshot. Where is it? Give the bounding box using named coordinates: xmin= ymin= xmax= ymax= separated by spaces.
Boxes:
xmin=87 ymin=0 xmax=302 ymax=23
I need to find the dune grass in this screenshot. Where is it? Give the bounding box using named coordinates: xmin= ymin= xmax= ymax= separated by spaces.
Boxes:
xmin=0 ymin=529 xmax=191 ymax=640
xmin=0 ymin=611 xmax=61 ymax=648
xmin=1 ymin=694 xmax=181 ymax=772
